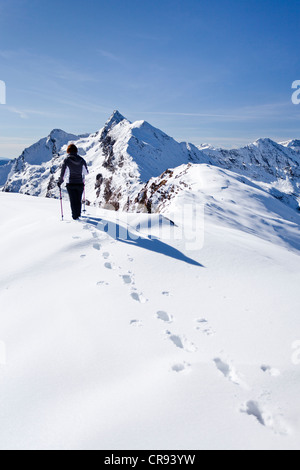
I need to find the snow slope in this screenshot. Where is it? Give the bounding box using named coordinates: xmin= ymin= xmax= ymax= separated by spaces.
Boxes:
xmin=0 ymin=169 xmax=299 ymax=450
xmin=133 ymin=163 xmax=300 ymax=252
xmin=200 ymin=138 xmax=300 ymax=211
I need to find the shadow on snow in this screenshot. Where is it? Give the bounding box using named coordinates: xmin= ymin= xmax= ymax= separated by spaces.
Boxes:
xmin=83 ymin=216 xmax=204 ymax=268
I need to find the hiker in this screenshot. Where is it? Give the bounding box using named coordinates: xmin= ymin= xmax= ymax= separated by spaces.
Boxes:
xmin=57 ymin=144 xmax=88 ymax=220
xmin=95 ymin=173 xmax=104 ymax=198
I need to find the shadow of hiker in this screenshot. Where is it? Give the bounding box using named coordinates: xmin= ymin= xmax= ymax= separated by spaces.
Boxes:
xmin=83 ymin=216 xmax=204 ymax=268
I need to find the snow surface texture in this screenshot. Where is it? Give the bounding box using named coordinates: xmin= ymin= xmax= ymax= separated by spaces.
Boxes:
xmin=0 ymin=182 xmax=299 ymax=450
xmin=2 ymin=110 xmax=299 ymax=214
xmin=0 ymin=111 xmax=300 ymax=449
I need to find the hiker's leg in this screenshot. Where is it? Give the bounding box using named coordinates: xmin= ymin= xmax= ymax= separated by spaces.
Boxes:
xmin=67 ymin=185 xmax=78 ymax=219
xmin=74 ymin=184 xmax=84 ymax=219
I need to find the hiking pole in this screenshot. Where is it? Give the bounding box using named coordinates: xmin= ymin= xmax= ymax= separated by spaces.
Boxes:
xmin=83 ymin=185 xmax=86 ymax=214
xmin=59 ymin=187 xmax=64 ymax=221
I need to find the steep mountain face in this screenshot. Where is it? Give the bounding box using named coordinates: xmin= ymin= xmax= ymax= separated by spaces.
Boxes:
xmin=1 ymin=110 xmax=300 ymax=214
xmin=91 ymin=112 xmax=208 ymax=210
xmin=0 ymin=160 xmax=13 ymax=186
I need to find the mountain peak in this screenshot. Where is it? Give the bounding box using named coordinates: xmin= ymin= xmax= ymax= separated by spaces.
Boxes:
xmin=49 ymin=129 xmax=68 ymax=139
xmin=104 ymin=110 xmax=128 ymax=130
xmin=253 ymin=138 xmax=277 ymax=147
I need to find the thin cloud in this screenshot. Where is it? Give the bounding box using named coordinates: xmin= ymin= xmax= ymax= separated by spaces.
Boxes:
xmin=142 ymin=101 xmax=297 ymax=122
xmin=10 ymin=86 xmax=114 ymax=117
xmin=143 ymin=111 xmax=245 ymax=119
xmin=56 ymin=97 xmax=113 ymax=115
xmin=0 ymin=48 xmax=98 ymax=83
xmin=0 ymin=49 xmax=16 ymax=59
xmin=0 ymin=136 xmax=34 ymax=143
xmin=6 ymin=106 xmax=28 ymax=119
xmin=51 ymin=64 xmax=99 ymax=83
xmin=0 ymin=136 xmax=35 ymax=157
xmin=128 ymin=32 xmax=170 ymax=42
xmin=5 ymin=106 xmax=71 ymax=120
xmin=99 ymin=49 xmax=122 ymax=62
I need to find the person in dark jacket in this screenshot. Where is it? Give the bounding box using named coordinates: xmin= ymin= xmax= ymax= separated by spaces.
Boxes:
xmin=58 ymin=144 xmax=88 ymax=220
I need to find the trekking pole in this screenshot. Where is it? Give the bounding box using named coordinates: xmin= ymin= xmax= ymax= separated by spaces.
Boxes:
xmin=83 ymin=185 xmax=86 ymax=214
xmin=59 ymin=187 xmax=64 ymax=221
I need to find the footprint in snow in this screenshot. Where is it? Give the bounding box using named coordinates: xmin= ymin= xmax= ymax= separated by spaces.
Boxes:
xmin=171 ymin=362 xmax=191 ymax=374
xmin=97 ymin=281 xmax=109 ymax=287
xmin=196 ymin=318 xmax=215 ymax=336
xmin=131 ymin=292 xmax=148 ymax=304
xmin=162 ymin=291 xmax=172 ymax=297
xmin=261 ymin=365 xmax=281 ymax=377
xmin=130 ymin=320 xmax=143 ymax=328
xmin=214 ymin=358 xmax=244 ymax=387
xmin=121 ymin=274 xmax=134 ymax=285
xmin=165 ymin=331 xmax=197 ymax=353
xmin=93 ymin=243 xmax=101 ymax=251
xmin=103 ymin=252 xmax=110 ymax=260
xmin=80 ymin=254 xmax=86 ymax=259
xmin=104 ymin=262 xmax=115 ymax=270
xmin=156 ymin=311 xmax=173 ymax=323
xmin=240 ymin=401 xmax=289 ymax=435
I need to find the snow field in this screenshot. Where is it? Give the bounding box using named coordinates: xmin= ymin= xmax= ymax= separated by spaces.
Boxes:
xmin=0 ymin=192 xmax=299 ymax=449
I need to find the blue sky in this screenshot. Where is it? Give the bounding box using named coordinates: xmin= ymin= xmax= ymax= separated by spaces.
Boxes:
xmin=0 ymin=0 xmax=299 ymax=157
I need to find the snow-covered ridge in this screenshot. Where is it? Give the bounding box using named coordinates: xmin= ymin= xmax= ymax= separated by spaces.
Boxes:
xmin=133 ymin=163 xmax=300 ymax=253
xmin=1 ymin=111 xmax=300 ymax=213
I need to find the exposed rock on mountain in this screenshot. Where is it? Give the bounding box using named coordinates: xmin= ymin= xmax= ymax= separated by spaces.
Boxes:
xmin=1 ymin=111 xmax=299 ymax=213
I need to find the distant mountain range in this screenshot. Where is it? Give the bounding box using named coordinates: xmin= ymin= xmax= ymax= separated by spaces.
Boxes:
xmin=0 ymin=110 xmax=299 ymax=214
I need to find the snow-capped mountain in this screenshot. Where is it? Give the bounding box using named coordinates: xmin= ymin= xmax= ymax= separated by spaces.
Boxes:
xmin=280 ymin=139 xmax=300 ymax=152
xmin=0 ymin=159 xmax=13 ymax=186
xmin=1 ymin=111 xmax=300 ymax=213
xmin=1 ymin=111 xmax=208 ymax=210
xmin=199 ymin=138 xmax=300 ymax=211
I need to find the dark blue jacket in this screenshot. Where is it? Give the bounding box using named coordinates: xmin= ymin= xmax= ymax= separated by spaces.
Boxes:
xmin=59 ymin=154 xmax=88 ymax=185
